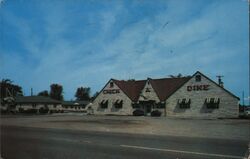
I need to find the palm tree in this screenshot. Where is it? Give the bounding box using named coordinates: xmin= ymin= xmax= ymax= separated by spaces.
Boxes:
xmin=0 ymin=79 xmax=23 ymax=98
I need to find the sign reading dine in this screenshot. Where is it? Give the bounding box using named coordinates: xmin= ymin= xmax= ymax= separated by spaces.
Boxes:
xmin=187 ymin=85 xmax=210 ymax=91
xmin=103 ymin=89 xmax=120 ymax=94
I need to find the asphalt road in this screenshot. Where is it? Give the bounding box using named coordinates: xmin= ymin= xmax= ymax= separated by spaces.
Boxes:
xmin=1 ymin=126 xmax=249 ymax=159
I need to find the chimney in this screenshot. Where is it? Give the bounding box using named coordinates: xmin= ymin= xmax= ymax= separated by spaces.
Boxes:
xmin=216 ymin=75 xmax=224 ymax=88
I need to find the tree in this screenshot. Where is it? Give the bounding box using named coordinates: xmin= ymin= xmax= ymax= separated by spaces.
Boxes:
xmin=168 ymin=73 xmax=183 ymax=78
xmin=0 ymin=79 xmax=23 ymax=99
xmin=91 ymin=91 xmax=99 ymax=101
xmin=75 ymin=87 xmax=91 ymax=101
xmin=37 ymin=90 xmax=49 ymax=97
xmin=168 ymin=74 xmax=191 ymax=78
xmin=49 ymin=84 xmax=63 ymax=101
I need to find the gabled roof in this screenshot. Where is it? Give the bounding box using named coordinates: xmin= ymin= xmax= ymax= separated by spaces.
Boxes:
xmin=99 ymin=71 xmax=239 ymax=102
xmin=15 ymin=96 xmax=61 ymax=104
xmin=113 ymin=79 xmax=146 ymax=101
xmin=113 ymin=77 xmax=191 ymax=102
xmin=193 ymin=71 xmax=240 ymax=100
xmin=149 ymin=77 xmax=191 ymax=101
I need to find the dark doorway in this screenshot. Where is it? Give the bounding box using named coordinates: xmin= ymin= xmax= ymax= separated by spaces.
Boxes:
xmin=145 ymin=105 xmax=152 ymax=114
xmin=139 ymin=100 xmax=155 ymax=115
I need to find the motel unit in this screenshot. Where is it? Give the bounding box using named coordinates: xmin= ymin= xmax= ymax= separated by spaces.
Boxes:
xmin=62 ymin=100 xmax=90 ymax=112
xmin=15 ymin=96 xmax=63 ymax=113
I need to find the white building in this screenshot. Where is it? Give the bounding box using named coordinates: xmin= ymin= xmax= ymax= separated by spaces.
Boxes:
xmin=15 ymin=96 xmax=62 ymax=113
xmin=62 ymin=101 xmax=90 ymax=113
xmin=92 ymin=71 xmax=239 ymax=118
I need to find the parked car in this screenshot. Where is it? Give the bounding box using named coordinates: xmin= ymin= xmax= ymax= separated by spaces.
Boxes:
xmin=133 ymin=109 xmax=144 ymax=116
xmin=239 ymin=107 xmax=250 ymax=119
xmin=151 ymin=110 xmax=162 ymax=117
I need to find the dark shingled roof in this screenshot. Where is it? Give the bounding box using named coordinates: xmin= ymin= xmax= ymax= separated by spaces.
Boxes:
xmin=113 ymin=77 xmax=191 ymax=102
xmin=15 ymin=96 xmax=61 ymax=104
xmin=113 ymin=80 xmax=146 ymax=101
xmin=149 ymin=77 xmax=191 ymax=101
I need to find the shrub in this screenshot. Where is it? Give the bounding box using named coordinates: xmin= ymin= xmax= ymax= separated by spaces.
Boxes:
xmin=133 ymin=109 xmax=144 ymax=116
xmin=151 ymin=110 xmax=162 ymax=117
xmin=18 ymin=108 xmax=24 ymax=113
xmin=0 ymin=109 xmax=8 ymax=114
xmin=39 ymin=107 xmax=49 ymax=114
xmin=23 ymin=109 xmax=37 ymax=114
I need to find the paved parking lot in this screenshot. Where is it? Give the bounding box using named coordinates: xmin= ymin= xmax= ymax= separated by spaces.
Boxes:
xmin=1 ymin=114 xmax=250 ymax=140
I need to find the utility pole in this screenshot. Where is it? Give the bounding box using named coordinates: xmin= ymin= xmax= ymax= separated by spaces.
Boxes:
xmin=242 ymin=91 xmax=245 ymax=106
xmin=31 ymin=88 xmax=33 ymax=96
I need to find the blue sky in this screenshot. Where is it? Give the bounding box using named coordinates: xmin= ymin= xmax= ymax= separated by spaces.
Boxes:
xmin=0 ymin=0 xmax=249 ymax=102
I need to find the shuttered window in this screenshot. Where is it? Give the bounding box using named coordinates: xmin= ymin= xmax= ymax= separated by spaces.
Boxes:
xmin=205 ymin=98 xmax=220 ymax=109
xmin=100 ymin=100 xmax=108 ymax=109
xmin=178 ymin=99 xmax=191 ymax=109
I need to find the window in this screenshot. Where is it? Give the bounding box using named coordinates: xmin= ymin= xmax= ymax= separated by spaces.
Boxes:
xmin=195 ymin=75 xmax=201 ymax=82
xmin=100 ymin=100 xmax=108 ymax=109
xmin=205 ymin=98 xmax=220 ymax=109
xmin=156 ymin=102 xmax=165 ymax=109
xmin=32 ymin=104 xmax=36 ymax=108
xmin=132 ymin=103 xmax=140 ymax=108
xmin=178 ymin=99 xmax=191 ymax=109
xmin=145 ymin=88 xmax=150 ymax=92
xmin=53 ymin=104 xmax=57 ymax=108
xmin=114 ymin=100 xmax=123 ymax=109
xmin=110 ymin=82 xmax=114 ymax=88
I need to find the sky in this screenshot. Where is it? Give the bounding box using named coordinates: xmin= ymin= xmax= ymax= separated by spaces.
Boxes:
xmin=0 ymin=0 xmax=249 ymax=102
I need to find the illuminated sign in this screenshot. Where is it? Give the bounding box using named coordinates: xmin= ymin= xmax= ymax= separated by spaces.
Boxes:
xmin=103 ymin=89 xmax=120 ymax=94
xmin=187 ymin=85 xmax=209 ymax=91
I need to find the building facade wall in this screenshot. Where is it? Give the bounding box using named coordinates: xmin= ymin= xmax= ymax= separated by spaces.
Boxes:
xmin=92 ymin=80 xmax=133 ymax=115
xmin=165 ymin=73 xmax=239 ymax=118
xmin=139 ymin=81 xmax=160 ymax=102
xmin=16 ymin=104 xmax=43 ymax=110
xmin=48 ymin=104 xmax=62 ymax=111
xmin=138 ymin=81 xmax=164 ymax=115
xmin=62 ymin=106 xmax=86 ymax=112
xmin=16 ymin=103 xmax=62 ymax=112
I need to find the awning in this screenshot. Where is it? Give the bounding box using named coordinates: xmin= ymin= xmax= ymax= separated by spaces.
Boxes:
xmin=101 ymin=100 xmax=108 ymax=104
xmin=185 ymin=99 xmax=191 ymax=104
xmin=178 ymin=99 xmax=191 ymax=104
xmin=205 ymin=98 xmax=219 ymax=103
xmin=206 ymin=98 xmax=210 ymax=103
xmin=115 ymin=99 xmax=123 ymax=104
xmin=214 ymin=98 xmax=218 ymax=103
